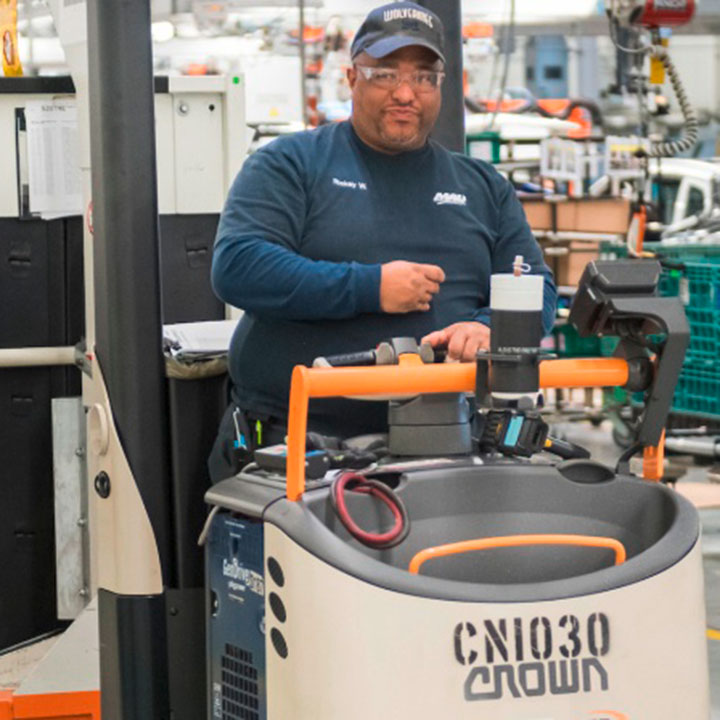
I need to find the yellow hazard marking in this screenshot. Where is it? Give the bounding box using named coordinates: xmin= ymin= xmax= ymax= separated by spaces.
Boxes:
xmin=707 ymin=628 xmax=720 ymax=641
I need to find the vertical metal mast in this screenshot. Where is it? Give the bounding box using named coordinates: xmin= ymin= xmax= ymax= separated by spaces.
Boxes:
xmin=86 ymin=0 xmax=173 ymax=716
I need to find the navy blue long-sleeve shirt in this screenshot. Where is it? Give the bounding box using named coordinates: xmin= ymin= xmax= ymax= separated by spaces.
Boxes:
xmin=212 ymin=121 xmax=556 ymax=436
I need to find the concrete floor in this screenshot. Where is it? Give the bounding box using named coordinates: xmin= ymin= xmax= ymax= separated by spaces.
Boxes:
xmin=0 ymin=636 xmax=60 ymax=690
xmin=702 ymin=509 xmax=720 ymax=720
xmin=556 ymin=418 xmax=720 ymax=718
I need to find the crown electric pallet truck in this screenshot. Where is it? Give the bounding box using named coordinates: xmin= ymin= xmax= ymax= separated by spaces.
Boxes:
xmin=204 ymin=259 xmax=709 ymax=720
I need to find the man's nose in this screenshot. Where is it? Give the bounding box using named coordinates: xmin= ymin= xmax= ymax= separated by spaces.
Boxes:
xmin=391 ymin=79 xmax=418 ymax=102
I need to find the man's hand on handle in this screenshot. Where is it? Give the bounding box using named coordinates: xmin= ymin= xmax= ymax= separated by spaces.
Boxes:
xmin=422 ymin=322 xmax=491 ymax=362
xmin=380 ymin=261 xmax=445 ymax=313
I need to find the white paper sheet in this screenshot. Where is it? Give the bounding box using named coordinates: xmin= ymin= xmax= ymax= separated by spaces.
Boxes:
xmin=24 ymin=99 xmax=83 ymax=219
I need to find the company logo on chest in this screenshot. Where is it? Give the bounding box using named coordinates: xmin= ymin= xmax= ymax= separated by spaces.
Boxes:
xmin=434 ymin=191 xmax=467 ymax=206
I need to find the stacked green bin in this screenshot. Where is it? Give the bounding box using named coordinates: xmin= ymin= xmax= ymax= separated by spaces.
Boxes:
xmin=674 ymin=366 xmax=720 ymax=416
xmin=552 ymin=323 xmax=602 ymax=357
xmin=465 ymin=131 xmax=501 ymax=163
xmin=668 ymin=260 xmax=720 ymax=417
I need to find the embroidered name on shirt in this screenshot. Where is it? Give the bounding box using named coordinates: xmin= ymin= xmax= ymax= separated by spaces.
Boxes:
xmin=333 ymin=177 xmax=368 ymax=190
xmin=434 ymin=191 xmax=467 ymax=206
xmin=383 ymin=8 xmax=434 ymax=27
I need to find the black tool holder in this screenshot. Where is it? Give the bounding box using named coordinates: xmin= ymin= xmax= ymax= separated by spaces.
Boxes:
xmin=475 ymin=351 xmax=543 ymax=408
xmin=568 ymin=259 xmax=689 ymax=446
xmin=380 ymin=339 xmax=472 ymax=457
xmin=317 ymin=338 xmax=472 ymax=457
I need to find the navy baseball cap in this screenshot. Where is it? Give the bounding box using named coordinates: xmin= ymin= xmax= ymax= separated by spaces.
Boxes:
xmin=350 ymin=2 xmax=445 ymax=64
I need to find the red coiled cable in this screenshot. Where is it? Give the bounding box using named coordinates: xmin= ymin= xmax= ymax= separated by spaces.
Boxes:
xmin=330 ymin=472 xmax=410 ymax=549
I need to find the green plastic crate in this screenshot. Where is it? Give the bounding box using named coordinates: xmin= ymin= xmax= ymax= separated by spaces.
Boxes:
xmin=466 ymin=131 xmax=501 ymax=163
xmin=647 ymin=243 xmax=720 ymax=261
xmin=552 ymin=323 xmax=601 ymax=357
xmin=658 ymin=268 xmax=681 ymax=298
xmin=673 ymin=366 xmax=720 ymax=417
xmin=684 ymin=307 xmax=720 ymax=361
xmin=684 ymin=263 xmax=720 ymax=310
xmin=603 ymin=385 xmax=646 ymax=407
xmin=598 ymin=241 xmax=627 ymax=260
xmin=599 ymin=336 xmax=619 ymax=356
xmin=678 ymin=263 xmax=720 ymax=361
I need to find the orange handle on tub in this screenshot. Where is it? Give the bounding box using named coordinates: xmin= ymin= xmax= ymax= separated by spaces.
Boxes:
xmin=408 ymin=533 xmax=627 ymax=575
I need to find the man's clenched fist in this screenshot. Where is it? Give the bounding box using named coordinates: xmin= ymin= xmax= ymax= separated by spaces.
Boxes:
xmin=380 ymin=260 xmax=445 ymax=313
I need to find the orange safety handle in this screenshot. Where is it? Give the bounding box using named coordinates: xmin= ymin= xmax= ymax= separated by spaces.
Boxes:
xmin=630 ymin=205 xmax=648 ymax=256
xmin=286 ymin=357 xmax=630 ymax=501
xmin=408 ymin=533 xmax=627 ymax=575
xmin=642 ymin=428 xmax=666 ymax=482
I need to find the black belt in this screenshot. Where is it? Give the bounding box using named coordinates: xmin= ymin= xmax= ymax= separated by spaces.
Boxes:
xmin=233 ymin=406 xmax=286 ymax=453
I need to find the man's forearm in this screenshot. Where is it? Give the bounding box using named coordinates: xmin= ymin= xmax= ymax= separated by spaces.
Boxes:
xmin=212 ymin=235 xmax=381 ymax=320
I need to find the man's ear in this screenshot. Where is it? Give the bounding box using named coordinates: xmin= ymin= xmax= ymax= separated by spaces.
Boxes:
xmin=347 ymin=65 xmax=357 ymax=90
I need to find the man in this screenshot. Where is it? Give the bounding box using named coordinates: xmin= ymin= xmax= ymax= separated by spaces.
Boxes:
xmin=209 ymin=1 xmax=556 ymax=481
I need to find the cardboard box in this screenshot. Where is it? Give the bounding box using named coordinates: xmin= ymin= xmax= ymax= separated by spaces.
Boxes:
xmin=520 ymin=197 xmax=631 ymax=234
xmin=555 ymin=198 xmax=631 ymax=234
xmin=520 ymin=199 xmax=553 ymax=231
xmin=545 ymin=242 xmax=600 ymax=287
